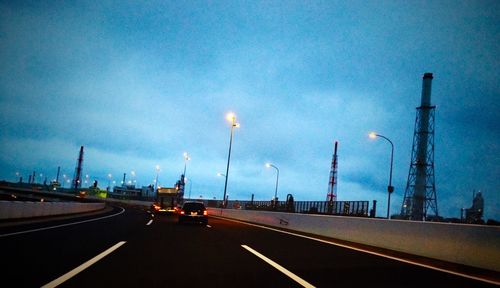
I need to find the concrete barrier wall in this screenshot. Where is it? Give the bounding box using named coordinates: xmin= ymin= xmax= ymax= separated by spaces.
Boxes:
xmin=208 ymin=208 xmax=500 ymax=272
xmin=0 ymin=201 xmax=105 ymax=219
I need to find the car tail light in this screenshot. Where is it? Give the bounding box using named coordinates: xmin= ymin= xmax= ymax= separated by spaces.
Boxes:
xmin=203 ymin=210 xmax=208 ymax=216
xmin=180 ymin=210 xmax=185 ymax=215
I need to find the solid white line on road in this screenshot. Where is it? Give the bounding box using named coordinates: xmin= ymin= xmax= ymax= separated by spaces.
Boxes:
xmin=146 ymin=219 xmax=153 ymax=225
xmin=241 ymin=244 xmax=316 ymax=288
xmin=215 ymin=216 xmax=500 ymax=286
xmin=0 ymin=207 xmax=126 ymax=238
xmin=206 ymin=225 xmax=212 ymax=228
xmin=41 ymin=241 xmax=126 ymax=288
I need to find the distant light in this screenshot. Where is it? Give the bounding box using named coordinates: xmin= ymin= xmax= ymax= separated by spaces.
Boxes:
xmin=226 ymin=112 xmax=236 ymax=122
xmin=369 ymin=132 xmax=377 ymax=139
xmin=265 ymin=163 xmax=271 ymax=168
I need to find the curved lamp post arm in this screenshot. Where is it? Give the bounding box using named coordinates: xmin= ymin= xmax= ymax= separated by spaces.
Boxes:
xmin=370 ymin=132 xmax=394 ymax=219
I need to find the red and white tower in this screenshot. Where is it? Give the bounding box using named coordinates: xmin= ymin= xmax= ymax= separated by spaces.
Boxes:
xmin=327 ymin=141 xmax=338 ymax=202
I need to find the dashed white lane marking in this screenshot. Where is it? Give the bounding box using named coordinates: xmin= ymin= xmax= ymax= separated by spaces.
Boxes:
xmin=0 ymin=207 xmax=126 ymax=238
xmin=146 ymin=219 xmax=153 ymax=226
xmin=41 ymin=241 xmax=126 ymax=288
xmin=206 ymin=225 xmax=212 ymax=228
xmin=241 ymin=244 xmax=315 ymax=288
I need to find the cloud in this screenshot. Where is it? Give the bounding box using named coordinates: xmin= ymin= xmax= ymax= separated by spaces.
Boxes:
xmin=0 ymin=1 xmax=498 ymax=221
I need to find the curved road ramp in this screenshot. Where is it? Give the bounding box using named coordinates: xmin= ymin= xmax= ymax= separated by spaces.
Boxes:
xmin=0 ymin=201 xmax=105 ymax=219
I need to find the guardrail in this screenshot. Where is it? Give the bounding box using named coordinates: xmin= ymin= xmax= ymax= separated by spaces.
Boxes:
xmin=208 ymin=207 xmax=500 ymax=273
xmin=194 ymin=199 xmax=372 ymax=217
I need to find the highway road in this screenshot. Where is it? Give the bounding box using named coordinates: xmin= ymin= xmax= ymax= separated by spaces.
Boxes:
xmin=1 ymin=204 xmax=498 ymax=288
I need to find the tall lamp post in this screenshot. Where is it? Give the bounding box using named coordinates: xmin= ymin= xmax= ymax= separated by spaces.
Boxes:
xmin=222 ymin=112 xmax=239 ymax=208
xmin=107 ymin=173 xmax=112 ymax=191
xmin=265 ymin=163 xmax=280 ymax=202
xmin=369 ymin=132 xmax=394 ymax=219
xmin=154 ymin=165 xmax=160 ymax=196
xmin=183 ymin=152 xmax=190 ymax=177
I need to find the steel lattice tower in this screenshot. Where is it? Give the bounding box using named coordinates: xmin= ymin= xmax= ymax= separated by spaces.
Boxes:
xmin=327 ymin=141 xmax=338 ymax=202
xmin=401 ymin=73 xmax=438 ymax=220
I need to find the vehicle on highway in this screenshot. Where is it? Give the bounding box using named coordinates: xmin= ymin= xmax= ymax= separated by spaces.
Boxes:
xmin=151 ymin=187 xmax=183 ymax=214
xmin=178 ymin=201 xmax=208 ymax=225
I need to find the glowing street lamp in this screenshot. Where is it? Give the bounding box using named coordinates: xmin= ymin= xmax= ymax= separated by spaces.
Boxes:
xmin=369 ymin=132 xmax=394 ymax=219
xmin=154 ymin=165 xmax=161 ymax=194
xmin=107 ymin=173 xmax=112 ymax=190
xmin=222 ymin=112 xmax=239 ymax=208
xmin=265 ymin=163 xmax=280 ymax=202
xmin=183 ymin=152 xmax=190 ymax=178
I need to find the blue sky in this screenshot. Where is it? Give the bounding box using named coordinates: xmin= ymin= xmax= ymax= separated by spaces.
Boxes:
xmin=0 ymin=1 xmax=498 ymax=220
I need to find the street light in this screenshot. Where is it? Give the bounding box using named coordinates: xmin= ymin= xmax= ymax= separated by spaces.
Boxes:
xmin=265 ymin=163 xmax=280 ymax=202
xmin=369 ymin=132 xmax=394 ymax=219
xmin=154 ymin=165 xmax=160 ymax=195
xmin=222 ymin=112 xmax=239 ymax=208
xmin=107 ymin=173 xmax=112 ymax=190
xmin=183 ymin=152 xmax=190 ymax=178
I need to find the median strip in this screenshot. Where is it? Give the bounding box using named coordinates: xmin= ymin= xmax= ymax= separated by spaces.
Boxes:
xmin=241 ymin=244 xmax=315 ymax=288
xmin=41 ymin=241 xmax=126 ymax=288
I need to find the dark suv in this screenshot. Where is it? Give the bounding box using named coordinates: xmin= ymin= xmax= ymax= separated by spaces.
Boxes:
xmin=178 ymin=202 xmax=208 ymax=225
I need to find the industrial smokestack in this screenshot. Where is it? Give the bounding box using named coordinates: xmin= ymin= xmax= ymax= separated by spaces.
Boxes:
xmin=402 ymin=73 xmax=438 ymax=220
xmin=122 ymin=173 xmax=126 ymax=186
xmin=56 ymin=166 xmax=60 ymax=183
xmin=73 ymin=146 xmax=84 ymax=191
xmin=421 ymin=73 xmax=433 ymax=106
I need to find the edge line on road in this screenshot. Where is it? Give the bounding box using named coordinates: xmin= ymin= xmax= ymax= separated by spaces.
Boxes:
xmin=41 ymin=241 xmax=126 ymax=288
xmin=0 ymin=207 xmax=126 ymax=238
xmin=241 ymin=244 xmax=316 ymax=288
xmin=213 ymin=215 xmax=499 ymax=286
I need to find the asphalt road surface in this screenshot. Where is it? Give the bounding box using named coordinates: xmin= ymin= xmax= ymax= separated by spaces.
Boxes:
xmin=1 ymin=205 xmax=498 ymax=287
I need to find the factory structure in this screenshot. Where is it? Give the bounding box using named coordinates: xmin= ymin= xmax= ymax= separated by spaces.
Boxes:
xmin=463 ymin=191 xmax=485 ymax=224
xmin=401 ymin=73 xmax=439 ymax=221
